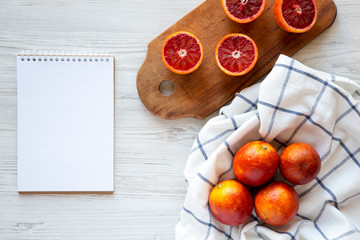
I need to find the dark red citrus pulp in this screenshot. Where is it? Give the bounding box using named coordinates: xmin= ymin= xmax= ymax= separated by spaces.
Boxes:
xmin=225 ymin=0 xmax=264 ymax=22
xmin=282 ymin=0 xmax=316 ymax=29
xmin=216 ymin=34 xmax=258 ymax=76
xmin=162 ymin=32 xmax=203 ymax=74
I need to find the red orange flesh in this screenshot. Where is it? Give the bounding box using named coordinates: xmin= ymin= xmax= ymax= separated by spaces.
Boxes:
xmin=274 ymin=0 xmax=318 ymax=33
xmin=215 ymin=34 xmax=258 ymax=76
xmin=161 ymin=31 xmax=203 ymax=74
xmin=222 ymin=0 xmax=266 ymax=24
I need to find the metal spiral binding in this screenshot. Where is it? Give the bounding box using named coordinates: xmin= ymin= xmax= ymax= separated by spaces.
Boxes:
xmin=19 ymin=50 xmax=113 ymax=62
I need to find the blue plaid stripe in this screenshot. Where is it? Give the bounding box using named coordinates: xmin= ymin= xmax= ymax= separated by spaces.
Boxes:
xmin=314 ymin=195 xmax=360 ymax=238
xmin=197 ymin=136 xmax=208 ymax=160
xmin=332 ymin=230 xmax=358 ymax=240
xmin=313 ymin=222 xmax=328 ymax=240
xmin=279 ymin=231 xmax=296 ymax=240
xmin=197 ymin=172 xmax=215 ymax=188
xmin=224 ymin=140 xmax=235 ymax=157
xmin=246 ymin=100 xmax=258 ymax=112
xmin=300 ymin=148 xmax=360 ymax=198
xmin=251 ymin=214 xmax=260 ymax=222
xmin=338 ymin=140 xmax=360 ymax=168
xmin=315 ymin=178 xmax=339 ymax=209
xmin=251 ymin=215 xmax=265 ymax=240
xmin=255 ymin=221 xmax=296 ymax=240
xmin=254 ymin=228 xmax=265 ymax=240
xmin=191 ymin=129 xmax=234 ymax=154
xmin=216 ymin=141 xmax=235 ymax=181
xmin=205 ymin=206 xmax=213 ymax=240
xmin=283 ymin=80 xmax=328 ymax=145
xmin=320 ymin=148 xmax=332 ymax=162
xmin=182 ymin=206 xmax=234 ymax=240
xmin=292 ymin=217 xmax=316 ymax=239
xmin=264 ymin=59 xmax=294 ymax=140
xmin=253 ymin=214 xmax=301 ymax=240
xmin=355 ymin=90 xmax=360 ymax=97
xmin=340 ymin=191 xmax=360 ymax=205
xmin=229 ymin=116 xmax=238 ymax=130
xmin=218 ymin=165 xmax=233 ymax=182
xmin=235 ymin=93 xmax=258 ymax=112
xmin=275 ymin=63 xmax=360 ymax=117
xmin=273 ymin=138 xmax=288 ymax=152
xmin=218 ymin=166 xmax=233 ymax=182
xmin=336 ymin=191 xmax=360 ymax=234
xmin=227 ymin=226 xmax=233 ymax=240
xmin=258 ymin=100 xmax=334 ymax=137
xmin=235 ymin=93 xmax=257 ymax=107
xmin=296 ymin=213 xmax=328 ymax=240
xmin=335 ymin=103 xmax=359 ymax=124
xmin=331 ymin=74 xmax=335 ymax=82
xmin=295 ymin=176 xmax=360 ymax=239
xmin=190 ymin=115 xmax=245 ymax=165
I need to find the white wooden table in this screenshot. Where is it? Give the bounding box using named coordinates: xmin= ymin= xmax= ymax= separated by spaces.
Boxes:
xmin=0 ymin=0 xmax=359 ymax=239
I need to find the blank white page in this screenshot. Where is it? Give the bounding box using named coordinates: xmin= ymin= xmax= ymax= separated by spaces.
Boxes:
xmin=17 ymin=54 xmax=114 ymax=193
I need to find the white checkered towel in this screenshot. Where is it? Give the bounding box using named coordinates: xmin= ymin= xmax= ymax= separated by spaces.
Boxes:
xmin=175 ymin=54 xmax=360 ymax=240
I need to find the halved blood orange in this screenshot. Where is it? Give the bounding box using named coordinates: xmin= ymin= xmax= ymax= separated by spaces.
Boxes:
xmin=274 ymin=0 xmax=318 ymax=33
xmin=222 ymin=0 xmax=266 ymax=24
xmin=161 ymin=31 xmax=203 ymax=75
xmin=215 ymin=33 xmax=258 ymax=76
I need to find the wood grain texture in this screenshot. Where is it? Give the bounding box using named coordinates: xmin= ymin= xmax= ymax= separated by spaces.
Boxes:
xmin=137 ymin=0 xmax=336 ymax=120
xmin=0 ymin=0 xmax=359 ymax=239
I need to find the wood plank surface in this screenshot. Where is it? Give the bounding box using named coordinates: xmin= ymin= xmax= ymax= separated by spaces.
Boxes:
xmin=137 ymin=0 xmax=336 ymax=120
xmin=0 ymin=0 xmax=359 ymax=239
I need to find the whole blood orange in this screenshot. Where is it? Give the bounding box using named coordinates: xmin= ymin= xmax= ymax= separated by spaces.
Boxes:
xmin=273 ymin=0 xmax=318 ymax=33
xmin=209 ymin=180 xmax=253 ymax=226
xmin=280 ymin=143 xmax=321 ymax=185
xmin=255 ymin=181 xmax=299 ymax=226
xmin=215 ymin=34 xmax=258 ymax=76
xmin=161 ymin=31 xmax=204 ymax=74
xmin=222 ymin=0 xmax=266 ymax=24
xmin=233 ymin=141 xmax=279 ymax=187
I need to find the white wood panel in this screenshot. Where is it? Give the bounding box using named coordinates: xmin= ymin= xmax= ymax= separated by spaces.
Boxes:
xmin=0 ymin=0 xmax=359 ymax=239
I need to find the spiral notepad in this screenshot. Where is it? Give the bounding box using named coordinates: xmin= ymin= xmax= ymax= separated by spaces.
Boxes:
xmin=17 ymin=51 xmax=115 ymax=193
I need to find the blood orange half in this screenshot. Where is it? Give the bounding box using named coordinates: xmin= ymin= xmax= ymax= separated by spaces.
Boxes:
xmin=161 ymin=31 xmax=203 ymax=75
xmin=222 ymin=0 xmax=266 ymax=24
xmin=274 ymin=0 xmax=318 ymax=33
xmin=215 ymin=33 xmax=258 ymax=76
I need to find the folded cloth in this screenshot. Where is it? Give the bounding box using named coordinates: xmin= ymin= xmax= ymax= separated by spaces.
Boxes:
xmin=175 ymin=55 xmax=360 ymax=240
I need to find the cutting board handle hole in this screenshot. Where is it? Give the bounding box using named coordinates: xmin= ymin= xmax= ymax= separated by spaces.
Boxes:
xmin=158 ymin=80 xmax=174 ymax=96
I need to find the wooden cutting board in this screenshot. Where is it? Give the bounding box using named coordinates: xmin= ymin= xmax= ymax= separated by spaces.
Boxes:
xmin=137 ymin=0 xmax=337 ymax=119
